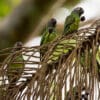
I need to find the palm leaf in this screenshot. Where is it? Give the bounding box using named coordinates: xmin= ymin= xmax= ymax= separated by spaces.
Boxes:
xmin=0 ymin=19 xmax=100 ymax=99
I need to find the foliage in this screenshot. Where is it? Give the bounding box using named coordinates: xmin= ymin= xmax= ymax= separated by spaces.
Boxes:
xmin=0 ymin=0 xmax=20 ymax=18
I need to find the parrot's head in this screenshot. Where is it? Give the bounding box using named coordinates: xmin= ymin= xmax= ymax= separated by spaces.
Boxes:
xmin=48 ymin=18 xmax=57 ymax=28
xmin=12 ymin=42 xmax=23 ymax=52
xmin=72 ymin=7 xmax=84 ymax=17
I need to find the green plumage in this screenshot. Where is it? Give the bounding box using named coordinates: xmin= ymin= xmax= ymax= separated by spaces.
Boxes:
xmin=47 ymin=39 xmax=76 ymax=64
xmin=63 ymin=7 xmax=84 ymax=35
xmin=40 ymin=18 xmax=58 ymax=59
xmin=40 ymin=27 xmax=57 ymax=45
xmin=7 ymin=42 xmax=24 ymax=84
xmin=47 ymin=7 xmax=85 ymax=64
xmin=63 ymin=13 xmax=80 ymax=35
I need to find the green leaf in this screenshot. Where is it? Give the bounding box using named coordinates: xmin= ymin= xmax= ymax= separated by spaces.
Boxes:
xmin=0 ymin=0 xmax=20 ymax=18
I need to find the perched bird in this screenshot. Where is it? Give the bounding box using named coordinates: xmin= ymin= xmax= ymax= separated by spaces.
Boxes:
xmin=47 ymin=7 xmax=85 ymax=64
xmin=40 ymin=18 xmax=58 ymax=60
xmin=7 ymin=42 xmax=24 ymax=84
xmin=63 ymin=7 xmax=85 ymax=35
xmin=41 ymin=8 xmax=85 ymax=75
xmin=47 ymin=39 xmax=76 ymax=64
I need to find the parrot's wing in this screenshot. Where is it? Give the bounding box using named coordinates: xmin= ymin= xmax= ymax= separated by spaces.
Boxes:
xmin=7 ymin=54 xmax=24 ymax=83
xmin=40 ymin=33 xmax=46 ymax=45
xmin=40 ymin=30 xmax=50 ymax=60
xmin=64 ymin=15 xmax=75 ymax=30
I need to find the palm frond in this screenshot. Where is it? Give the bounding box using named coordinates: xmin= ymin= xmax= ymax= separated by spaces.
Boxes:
xmin=0 ymin=19 xmax=100 ymax=100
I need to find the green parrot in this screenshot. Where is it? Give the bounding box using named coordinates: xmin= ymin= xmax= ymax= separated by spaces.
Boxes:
xmin=63 ymin=7 xmax=85 ymax=35
xmin=47 ymin=39 xmax=76 ymax=64
xmin=47 ymin=7 xmax=85 ymax=64
xmin=7 ymin=42 xmax=24 ymax=84
xmin=40 ymin=18 xmax=58 ymax=60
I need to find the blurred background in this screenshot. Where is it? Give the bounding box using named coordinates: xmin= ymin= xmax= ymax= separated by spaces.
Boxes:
xmin=0 ymin=0 xmax=100 ymax=49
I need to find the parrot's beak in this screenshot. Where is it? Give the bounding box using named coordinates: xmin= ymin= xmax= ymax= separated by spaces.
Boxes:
xmin=80 ymin=16 xmax=85 ymax=22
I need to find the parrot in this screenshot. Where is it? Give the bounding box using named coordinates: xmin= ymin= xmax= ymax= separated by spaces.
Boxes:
xmin=47 ymin=7 xmax=85 ymax=64
xmin=47 ymin=39 xmax=76 ymax=64
xmin=7 ymin=42 xmax=24 ymax=85
xmin=63 ymin=7 xmax=85 ymax=35
xmin=40 ymin=18 xmax=58 ymax=60
xmin=40 ymin=7 xmax=85 ymax=76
